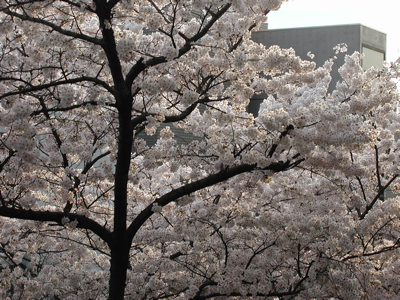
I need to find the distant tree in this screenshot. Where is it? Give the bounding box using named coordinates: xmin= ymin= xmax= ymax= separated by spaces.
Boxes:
xmin=0 ymin=0 xmax=399 ymax=299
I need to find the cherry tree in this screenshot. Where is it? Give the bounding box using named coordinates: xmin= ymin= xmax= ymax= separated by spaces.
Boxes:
xmin=0 ymin=0 xmax=400 ymax=299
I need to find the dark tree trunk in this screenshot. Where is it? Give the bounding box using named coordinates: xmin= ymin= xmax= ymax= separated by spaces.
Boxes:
xmin=108 ymin=242 xmax=130 ymax=300
xmin=107 ymin=80 xmax=134 ymax=299
xmin=108 ymin=99 xmax=133 ymax=299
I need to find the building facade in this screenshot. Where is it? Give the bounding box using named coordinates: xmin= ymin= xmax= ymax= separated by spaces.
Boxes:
xmin=248 ymin=24 xmax=387 ymax=116
xmin=252 ymin=23 xmax=386 ymax=78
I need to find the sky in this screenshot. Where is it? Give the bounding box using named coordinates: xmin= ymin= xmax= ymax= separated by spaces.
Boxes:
xmin=267 ymin=0 xmax=400 ymax=62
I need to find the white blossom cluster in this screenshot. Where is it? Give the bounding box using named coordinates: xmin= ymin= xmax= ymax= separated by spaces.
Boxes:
xmin=0 ymin=0 xmax=400 ymax=299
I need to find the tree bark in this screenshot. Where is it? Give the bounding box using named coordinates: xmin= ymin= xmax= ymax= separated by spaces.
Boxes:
xmin=108 ymin=92 xmax=133 ymax=299
xmin=108 ymin=241 xmax=130 ymax=300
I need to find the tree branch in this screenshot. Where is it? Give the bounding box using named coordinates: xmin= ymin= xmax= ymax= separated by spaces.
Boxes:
xmin=126 ymin=158 xmax=302 ymax=243
xmin=342 ymin=239 xmax=400 ymax=261
xmin=31 ymin=101 xmax=101 ymax=116
xmin=0 ymin=76 xmax=115 ymax=100
xmin=127 ymin=163 xmax=255 ymax=242
xmin=359 ymin=174 xmax=399 ymax=220
xmin=124 ymin=3 xmax=232 ymax=88
xmin=2 ymin=8 xmax=103 ymax=46
xmin=0 ymin=206 xmax=112 ymax=247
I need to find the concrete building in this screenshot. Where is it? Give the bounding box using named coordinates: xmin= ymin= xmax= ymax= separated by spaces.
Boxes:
xmin=252 ymin=23 xmax=386 ymax=80
xmin=248 ymin=24 xmax=387 ymax=116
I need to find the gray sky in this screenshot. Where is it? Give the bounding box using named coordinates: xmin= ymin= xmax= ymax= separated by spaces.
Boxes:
xmin=268 ymin=0 xmax=400 ymax=62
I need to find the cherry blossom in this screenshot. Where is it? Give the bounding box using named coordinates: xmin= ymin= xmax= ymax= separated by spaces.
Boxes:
xmin=0 ymin=0 xmax=399 ymax=299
